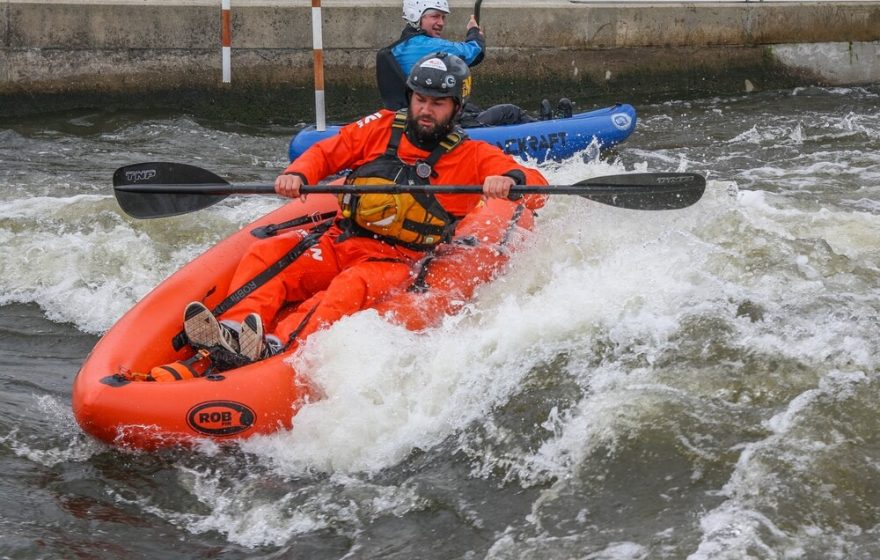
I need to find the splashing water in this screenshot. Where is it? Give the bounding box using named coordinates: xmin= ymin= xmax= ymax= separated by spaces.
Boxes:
xmin=1 ymin=87 xmax=879 ymax=558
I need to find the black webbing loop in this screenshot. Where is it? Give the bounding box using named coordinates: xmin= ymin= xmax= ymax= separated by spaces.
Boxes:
xmin=283 ymin=303 xmax=320 ymax=350
xmin=250 ymin=210 xmax=338 ymax=239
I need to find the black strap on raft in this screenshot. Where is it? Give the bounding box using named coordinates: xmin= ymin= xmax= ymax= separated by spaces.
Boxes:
xmin=280 ymin=256 xmax=406 ymax=349
xmin=407 ymin=204 xmax=526 ymax=293
xmin=214 ymin=218 xmax=333 ymax=316
xmin=500 ymin=204 xmax=525 ymax=245
xmin=282 ymin=303 xmax=320 ymax=350
xmin=250 ymin=210 xmax=338 ymax=239
xmin=407 ymin=255 xmax=435 ymax=293
xmin=171 ymin=218 xmax=335 ymax=351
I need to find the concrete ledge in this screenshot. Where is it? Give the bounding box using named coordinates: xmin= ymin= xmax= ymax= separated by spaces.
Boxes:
xmin=2 ymin=1 xmax=880 ymax=120
xmin=6 ymin=1 xmax=880 ymax=49
xmin=772 ymin=41 xmax=880 ymax=84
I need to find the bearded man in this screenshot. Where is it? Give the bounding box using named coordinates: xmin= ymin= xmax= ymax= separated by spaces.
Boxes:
xmin=152 ymin=53 xmax=548 ymax=379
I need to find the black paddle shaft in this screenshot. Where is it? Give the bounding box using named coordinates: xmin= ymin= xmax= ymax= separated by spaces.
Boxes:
xmin=112 ymin=162 xmax=707 ymax=219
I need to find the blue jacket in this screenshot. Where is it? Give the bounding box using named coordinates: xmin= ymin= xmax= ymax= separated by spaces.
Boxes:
xmin=376 ymin=26 xmax=485 ymax=110
xmin=392 ymin=29 xmax=485 ymax=76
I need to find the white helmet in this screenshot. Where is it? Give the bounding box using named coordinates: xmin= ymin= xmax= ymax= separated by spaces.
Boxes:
xmin=402 ymin=0 xmax=450 ymax=28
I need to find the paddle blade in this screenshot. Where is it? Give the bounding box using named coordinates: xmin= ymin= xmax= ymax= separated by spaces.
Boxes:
xmin=113 ymin=162 xmax=231 ymax=218
xmin=575 ymin=172 xmax=706 ymax=210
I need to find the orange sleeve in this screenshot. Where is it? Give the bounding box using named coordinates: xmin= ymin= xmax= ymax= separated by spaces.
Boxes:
xmin=472 ymin=142 xmax=549 ymax=210
xmin=282 ymin=111 xmax=395 ymax=184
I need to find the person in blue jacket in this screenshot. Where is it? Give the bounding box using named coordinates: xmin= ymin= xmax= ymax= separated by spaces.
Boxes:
xmin=377 ymin=0 xmax=572 ymax=125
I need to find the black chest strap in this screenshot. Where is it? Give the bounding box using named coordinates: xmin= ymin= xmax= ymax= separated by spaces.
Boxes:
xmin=385 ymin=109 xmax=467 ymax=179
xmin=384 ymin=109 xmax=407 ymax=157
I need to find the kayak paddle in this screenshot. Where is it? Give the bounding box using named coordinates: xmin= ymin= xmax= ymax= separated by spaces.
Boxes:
xmin=112 ymin=162 xmax=706 ymax=219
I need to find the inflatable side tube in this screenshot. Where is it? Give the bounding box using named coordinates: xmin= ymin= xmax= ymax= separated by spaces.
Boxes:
xmin=288 ymin=103 xmax=637 ymax=163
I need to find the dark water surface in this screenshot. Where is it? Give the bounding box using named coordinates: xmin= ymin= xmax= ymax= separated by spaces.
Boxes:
xmin=1 ymin=86 xmax=879 ymax=559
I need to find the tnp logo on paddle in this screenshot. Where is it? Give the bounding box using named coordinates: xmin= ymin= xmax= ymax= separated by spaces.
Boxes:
xmin=125 ymin=169 xmax=157 ymax=183
xmin=656 ymin=175 xmax=695 ymax=184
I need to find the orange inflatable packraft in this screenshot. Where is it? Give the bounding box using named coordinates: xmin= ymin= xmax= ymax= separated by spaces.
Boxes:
xmin=72 ymin=194 xmax=534 ymax=450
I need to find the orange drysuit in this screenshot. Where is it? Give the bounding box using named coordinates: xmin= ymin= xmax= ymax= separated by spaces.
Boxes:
xmin=220 ymin=109 xmax=548 ymax=348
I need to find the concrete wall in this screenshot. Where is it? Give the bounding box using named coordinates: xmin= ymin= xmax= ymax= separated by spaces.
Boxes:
xmin=2 ymin=0 xmax=879 ymax=119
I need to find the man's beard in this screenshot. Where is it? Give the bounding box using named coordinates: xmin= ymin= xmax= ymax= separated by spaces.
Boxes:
xmin=406 ymin=106 xmax=455 ymax=149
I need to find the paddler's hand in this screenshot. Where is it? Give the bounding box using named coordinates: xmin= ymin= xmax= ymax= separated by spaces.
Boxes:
xmin=275 ymin=173 xmax=304 ymax=199
xmin=467 ymin=15 xmax=482 ymax=34
xmin=482 ymin=175 xmax=515 ymax=200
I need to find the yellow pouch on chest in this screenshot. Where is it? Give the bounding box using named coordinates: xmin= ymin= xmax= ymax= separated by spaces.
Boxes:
xmin=341 ymin=178 xmax=451 ymax=246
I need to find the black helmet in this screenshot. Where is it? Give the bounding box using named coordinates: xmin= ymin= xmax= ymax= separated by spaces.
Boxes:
xmin=406 ymin=52 xmax=471 ymax=109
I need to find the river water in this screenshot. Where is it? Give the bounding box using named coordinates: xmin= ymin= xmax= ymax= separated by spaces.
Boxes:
xmin=1 ymin=85 xmax=878 ymax=559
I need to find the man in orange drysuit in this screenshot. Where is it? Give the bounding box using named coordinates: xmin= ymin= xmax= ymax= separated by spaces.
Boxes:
xmin=152 ymin=52 xmax=547 ymax=380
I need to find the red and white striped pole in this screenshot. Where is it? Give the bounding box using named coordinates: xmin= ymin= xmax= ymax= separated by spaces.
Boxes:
xmin=311 ymin=0 xmax=326 ymax=131
xmin=221 ymin=0 xmax=231 ymax=83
